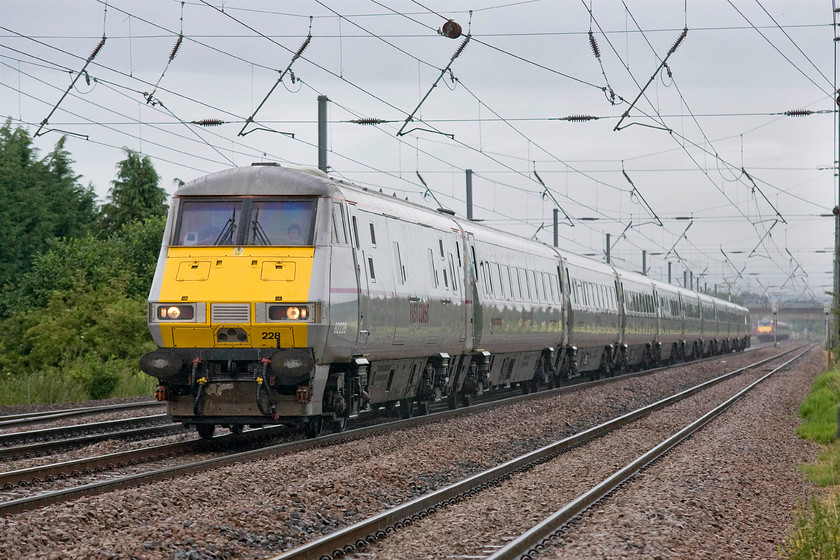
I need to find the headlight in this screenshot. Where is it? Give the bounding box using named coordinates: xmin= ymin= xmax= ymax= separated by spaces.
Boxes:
xmin=152 ymin=303 xmax=197 ymax=322
xmin=267 ymin=303 xmax=316 ymax=322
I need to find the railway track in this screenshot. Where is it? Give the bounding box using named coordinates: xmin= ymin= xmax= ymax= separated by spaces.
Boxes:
xmin=0 ymin=400 xmax=162 ymax=427
xmin=0 ymin=344 xmax=781 ymax=518
xmin=264 ymin=345 xmax=811 ymax=560
xmin=0 ymin=414 xmax=179 ymax=458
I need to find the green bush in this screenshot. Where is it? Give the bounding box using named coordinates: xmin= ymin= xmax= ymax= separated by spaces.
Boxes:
xmin=0 ymin=283 xmax=154 ymax=372
xmin=67 ymin=355 xmax=119 ymax=400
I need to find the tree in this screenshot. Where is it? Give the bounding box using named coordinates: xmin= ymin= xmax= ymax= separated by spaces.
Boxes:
xmin=0 ymin=217 xmax=165 ymax=317
xmin=43 ymin=136 xmax=98 ymax=239
xmin=0 ymin=120 xmax=98 ymax=288
xmin=98 ymin=148 xmax=167 ymax=234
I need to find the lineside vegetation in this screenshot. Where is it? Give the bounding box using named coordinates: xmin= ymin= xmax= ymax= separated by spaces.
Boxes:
xmin=0 ymin=121 xmax=165 ymax=404
xmin=780 ymin=358 xmax=840 ymax=560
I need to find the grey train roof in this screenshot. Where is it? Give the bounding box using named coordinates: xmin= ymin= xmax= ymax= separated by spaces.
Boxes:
xmin=175 ymin=164 xmax=339 ymax=198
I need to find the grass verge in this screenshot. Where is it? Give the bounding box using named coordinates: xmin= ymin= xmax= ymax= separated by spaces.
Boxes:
xmin=0 ymin=358 xmax=156 ymax=407
xmin=781 ymin=366 xmax=840 ymax=559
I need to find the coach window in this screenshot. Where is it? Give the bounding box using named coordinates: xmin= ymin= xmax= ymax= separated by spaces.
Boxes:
xmin=439 ymin=239 xmax=445 ymax=259
xmin=351 ymin=216 xmax=359 ymax=248
xmin=514 ymin=267 xmax=523 ymax=301
xmin=369 ymin=223 xmax=377 ymax=247
xmin=483 ymin=262 xmax=493 ymax=297
xmin=448 ymin=255 xmax=459 ymax=292
xmin=548 ymin=273 xmax=557 ymax=304
xmin=493 ymin=265 xmax=502 ymax=299
xmin=488 ymin=263 xmax=497 ymax=298
xmin=427 ymin=249 xmax=438 ymax=287
xmin=331 ymin=202 xmax=348 ymax=245
xmin=520 ymin=269 xmax=528 ymax=301
xmin=367 ymin=257 xmax=376 ymax=282
xmin=505 ymin=267 xmax=514 ymax=300
xmin=393 ymin=242 xmax=405 ymax=285
xmin=471 ymin=246 xmax=479 ymax=278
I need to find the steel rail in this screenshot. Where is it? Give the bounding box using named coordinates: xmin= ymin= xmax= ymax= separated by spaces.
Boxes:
xmin=0 ymin=400 xmax=162 ymax=427
xmin=0 ymin=424 xmax=187 ymax=462
xmin=0 ymin=425 xmax=291 ymax=488
xmin=487 ymin=345 xmax=813 ymax=560
xmin=0 ymin=345 xmax=786 ymax=517
xmin=265 ymin=345 xmax=805 ymax=560
xmin=0 ymin=414 xmax=169 ymax=448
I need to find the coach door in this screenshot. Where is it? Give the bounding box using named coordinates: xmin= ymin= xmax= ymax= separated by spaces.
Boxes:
xmin=461 ymin=232 xmax=476 ymax=349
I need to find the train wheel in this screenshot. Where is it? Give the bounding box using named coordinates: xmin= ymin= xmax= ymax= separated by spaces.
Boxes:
xmin=228 ymin=424 xmax=244 ymax=435
xmin=305 ymin=416 xmax=323 ymax=438
xmin=460 ymin=392 xmax=473 ymax=407
xmin=331 ymin=415 xmax=348 ymax=433
xmin=447 ymin=392 xmax=457 ymax=410
xmin=399 ymin=398 xmax=415 ymax=419
xmin=196 ymin=424 xmax=215 ymax=440
xmin=418 ymin=401 xmax=431 ymax=416
xmin=521 ymin=381 xmax=531 ymax=395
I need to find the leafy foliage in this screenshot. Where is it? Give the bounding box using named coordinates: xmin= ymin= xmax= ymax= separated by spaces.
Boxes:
xmin=0 ymin=120 xmax=97 ymax=288
xmin=0 ymin=133 xmax=169 ymax=401
xmin=0 ymin=217 xmax=165 ymax=316
xmin=98 ymin=148 xmax=167 ymax=235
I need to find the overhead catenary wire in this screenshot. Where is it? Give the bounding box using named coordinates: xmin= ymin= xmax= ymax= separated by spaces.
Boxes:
xmin=2 ymin=1 xmax=826 ymax=295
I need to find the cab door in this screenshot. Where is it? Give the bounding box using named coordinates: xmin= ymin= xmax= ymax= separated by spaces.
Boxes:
xmin=346 ymin=206 xmax=369 ymax=352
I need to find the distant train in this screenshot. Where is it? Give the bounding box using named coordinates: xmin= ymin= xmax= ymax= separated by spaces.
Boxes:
xmin=140 ymin=164 xmax=751 ymax=438
xmin=756 ymin=320 xmax=791 ymax=342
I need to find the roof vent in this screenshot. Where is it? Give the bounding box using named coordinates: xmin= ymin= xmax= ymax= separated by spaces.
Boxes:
xmin=251 ymin=162 xmax=280 ymax=166
xmin=437 ymin=208 xmax=455 ymax=215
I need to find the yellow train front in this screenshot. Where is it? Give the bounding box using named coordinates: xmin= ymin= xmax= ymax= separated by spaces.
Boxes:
xmin=140 ymin=164 xmax=345 ymax=439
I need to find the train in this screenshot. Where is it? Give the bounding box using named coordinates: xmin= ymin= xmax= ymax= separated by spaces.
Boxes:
xmin=755 ymin=319 xmax=791 ymax=342
xmin=139 ymin=164 xmax=751 ymax=438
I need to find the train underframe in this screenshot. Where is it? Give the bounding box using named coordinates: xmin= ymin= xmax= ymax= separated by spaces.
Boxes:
xmin=143 ymin=334 xmax=750 ymax=439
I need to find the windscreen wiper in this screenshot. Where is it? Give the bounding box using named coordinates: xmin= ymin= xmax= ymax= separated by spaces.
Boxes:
xmin=251 ymin=208 xmax=271 ymax=245
xmin=214 ymin=208 xmax=237 ymax=245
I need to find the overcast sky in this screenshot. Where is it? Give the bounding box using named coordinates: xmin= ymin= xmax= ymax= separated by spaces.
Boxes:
xmin=0 ymin=0 xmax=835 ymax=302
